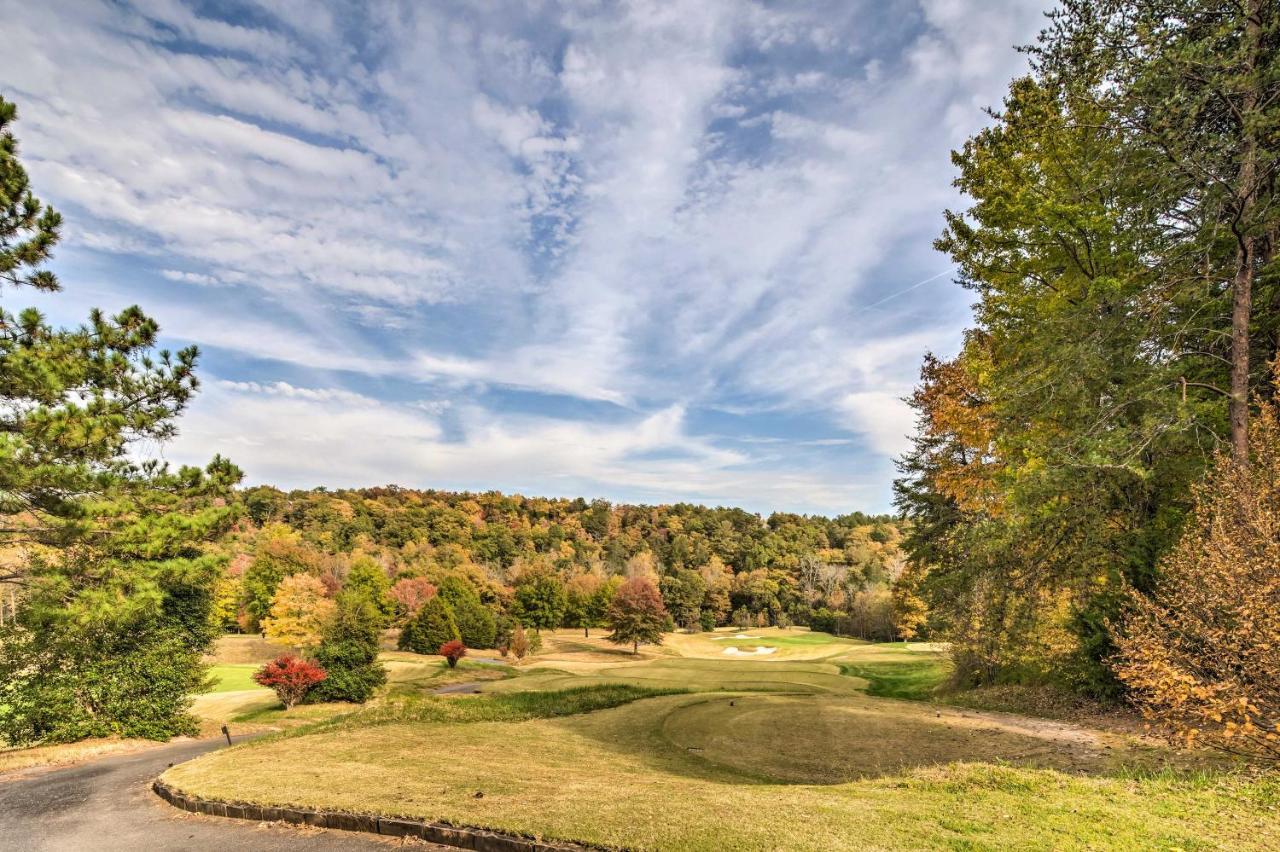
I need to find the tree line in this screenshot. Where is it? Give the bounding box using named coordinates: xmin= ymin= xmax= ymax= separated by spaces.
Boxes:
xmin=894 ymin=0 xmax=1279 ymax=755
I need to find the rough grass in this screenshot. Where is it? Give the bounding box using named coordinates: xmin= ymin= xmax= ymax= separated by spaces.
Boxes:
xmin=0 ymin=738 xmax=157 ymax=775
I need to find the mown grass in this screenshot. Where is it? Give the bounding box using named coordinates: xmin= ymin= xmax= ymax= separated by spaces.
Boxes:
xmin=166 ymin=685 xmax=1280 ymax=851
xmin=204 ymin=663 xmax=266 ymax=694
xmin=165 ymin=636 xmax=1276 ymax=850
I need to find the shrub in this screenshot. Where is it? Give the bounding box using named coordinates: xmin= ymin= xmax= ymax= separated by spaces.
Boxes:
xmin=440 ymin=639 xmax=467 ymax=668
xmin=1115 ymin=388 xmax=1280 ymax=761
xmin=254 ymin=655 xmax=326 ymax=709
xmin=398 ymin=596 xmax=460 ymax=655
xmin=307 ymin=592 xmax=386 ymax=704
xmin=699 ymin=610 xmax=717 ymax=632
xmin=510 ymin=623 xmax=530 ymax=660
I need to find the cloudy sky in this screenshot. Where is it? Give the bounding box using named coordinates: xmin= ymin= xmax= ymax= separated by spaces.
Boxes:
xmin=1 ymin=0 xmax=1047 ymax=514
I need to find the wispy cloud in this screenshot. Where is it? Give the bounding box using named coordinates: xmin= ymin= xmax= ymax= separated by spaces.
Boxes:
xmin=0 ymin=0 xmax=1047 ymax=513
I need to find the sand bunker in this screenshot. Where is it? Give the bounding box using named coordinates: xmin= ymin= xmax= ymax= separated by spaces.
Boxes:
xmin=723 ymin=646 xmax=777 ymax=656
xmin=712 ymin=633 xmax=761 ymax=641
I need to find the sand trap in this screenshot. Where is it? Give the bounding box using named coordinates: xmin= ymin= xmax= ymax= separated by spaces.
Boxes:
xmin=723 ymin=646 xmax=777 ymax=656
xmin=712 ymin=633 xmax=761 ymax=641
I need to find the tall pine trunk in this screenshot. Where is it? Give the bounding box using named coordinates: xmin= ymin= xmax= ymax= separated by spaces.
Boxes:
xmin=1229 ymin=0 xmax=1263 ymax=461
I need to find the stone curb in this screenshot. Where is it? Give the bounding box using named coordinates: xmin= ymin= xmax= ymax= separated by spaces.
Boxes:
xmin=152 ymin=780 xmax=604 ymax=852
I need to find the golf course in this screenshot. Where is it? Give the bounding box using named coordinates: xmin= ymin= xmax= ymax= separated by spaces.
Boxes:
xmin=165 ymin=629 xmax=1278 ymax=851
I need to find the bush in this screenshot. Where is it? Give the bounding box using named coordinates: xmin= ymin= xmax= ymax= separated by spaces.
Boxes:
xmin=254 ymin=655 xmax=326 ymax=709
xmin=307 ymin=592 xmax=387 ymax=704
xmin=510 ymin=623 xmax=530 ymax=660
xmin=398 ymin=596 xmax=460 ymax=655
xmin=699 ymin=610 xmax=717 ymax=632
xmin=440 ymin=639 xmax=467 ymax=668
xmin=1115 ymin=388 xmax=1280 ymax=761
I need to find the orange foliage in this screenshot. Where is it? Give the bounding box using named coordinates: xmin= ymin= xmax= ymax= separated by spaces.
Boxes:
xmin=1115 ymin=384 xmax=1280 ymax=761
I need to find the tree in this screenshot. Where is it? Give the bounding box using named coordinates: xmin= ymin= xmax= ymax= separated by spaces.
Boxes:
xmin=262 ymin=573 xmax=335 ymax=649
xmin=437 ymin=576 xmax=496 ymax=648
xmin=253 ymin=655 xmax=326 ymax=710
xmin=894 ymin=0 xmax=1280 ymax=692
xmin=1115 ymin=380 xmax=1280 ymax=760
xmin=440 ymin=639 xmax=466 ymax=669
xmin=398 ymin=595 xmax=460 ymax=655
xmin=607 ymin=578 xmax=668 ymax=654
xmin=342 ymin=556 xmax=395 ymax=628
xmin=0 ymin=97 xmax=242 ymax=745
xmin=240 ymin=531 xmax=328 ymax=632
xmin=512 ymin=573 xmax=566 ymax=631
xmin=1038 ymin=0 xmax=1280 ymax=461
xmin=659 ymin=568 xmax=706 ymax=630
xmin=390 ymin=577 xmax=437 ymax=624
xmin=564 ymin=573 xmax=604 ymax=637
xmin=307 ymin=591 xmax=387 ymax=704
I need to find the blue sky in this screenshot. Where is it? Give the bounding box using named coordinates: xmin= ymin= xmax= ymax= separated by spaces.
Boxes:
xmin=1 ymin=0 xmax=1047 ymax=515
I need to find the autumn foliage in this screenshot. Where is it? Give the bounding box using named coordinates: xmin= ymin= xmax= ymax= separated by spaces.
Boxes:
xmin=439 ymin=639 xmax=467 ymax=668
xmin=253 ymin=655 xmax=327 ymax=709
xmin=1115 ymin=385 xmax=1280 ymax=760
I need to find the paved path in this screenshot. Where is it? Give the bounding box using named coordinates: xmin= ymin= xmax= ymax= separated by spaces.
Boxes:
xmin=0 ymin=737 xmax=444 ymax=851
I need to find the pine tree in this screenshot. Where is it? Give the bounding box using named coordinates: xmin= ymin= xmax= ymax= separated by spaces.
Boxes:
xmin=398 ymin=595 xmax=460 ymax=655
xmin=437 ymin=576 xmax=496 ymax=649
xmin=308 ymin=591 xmax=387 ymax=704
xmin=0 ymin=96 xmax=241 ymax=744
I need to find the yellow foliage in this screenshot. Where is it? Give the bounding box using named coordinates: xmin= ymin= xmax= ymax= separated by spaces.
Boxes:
xmin=262 ymin=573 xmax=335 ymax=650
xmin=1115 ymin=382 xmax=1280 ymax=762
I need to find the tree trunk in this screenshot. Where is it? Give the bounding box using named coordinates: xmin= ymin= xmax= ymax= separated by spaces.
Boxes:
xmin=633 ymin=639 xmax=638 ymax=654
xmin=1229 ymin=0 xmax=1263 ymax=461
xmin=584 ymin=626 xmax=589 ymax=638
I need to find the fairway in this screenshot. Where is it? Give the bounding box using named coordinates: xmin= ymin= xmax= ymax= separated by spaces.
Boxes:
xmin=163 ymin=630 xmax=1273 ymax=850
xmin=203 ymin=664 xmax=265 ymax=694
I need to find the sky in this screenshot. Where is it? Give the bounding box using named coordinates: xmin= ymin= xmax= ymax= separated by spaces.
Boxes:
xmin=0 ymin=0 xmax=1048 ymax=515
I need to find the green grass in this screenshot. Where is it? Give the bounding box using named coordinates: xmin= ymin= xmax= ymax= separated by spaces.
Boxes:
xmin=204 ymin=664 xmax=267 ymax=694
xmin=839 ymin=656 xmax=952 ymax=700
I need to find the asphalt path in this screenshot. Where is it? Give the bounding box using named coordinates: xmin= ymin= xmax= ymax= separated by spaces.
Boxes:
xmin=0 ymin=737 xmax=444 ymax=851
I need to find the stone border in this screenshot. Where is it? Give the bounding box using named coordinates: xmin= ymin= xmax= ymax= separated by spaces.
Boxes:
xmin=152 ymin=780 xmax=604 ymax=852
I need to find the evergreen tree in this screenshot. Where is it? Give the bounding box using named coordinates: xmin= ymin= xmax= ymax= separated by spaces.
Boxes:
xmin=0 ymin=96 xmax=241 ymax=743
xmin=437 ymin=576 xmax=496 ymax=649
xmin=308 ymin=591 xmax=386 ymax=704
xmin=398 ymin=595 xmax=460 ymax=655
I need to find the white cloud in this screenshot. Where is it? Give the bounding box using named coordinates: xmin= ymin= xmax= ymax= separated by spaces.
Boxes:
xmin=2 ymin=0 xmax=1049 ymax=512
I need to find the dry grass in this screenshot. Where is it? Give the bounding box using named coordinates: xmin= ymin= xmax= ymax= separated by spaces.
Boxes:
xmin=0 ymin=737 xmax=160 ymax=775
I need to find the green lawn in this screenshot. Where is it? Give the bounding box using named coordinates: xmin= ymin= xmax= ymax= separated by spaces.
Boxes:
xmin=165 ymin=637 xmax=1273 ymax=850
xmin=204 ymin=664 xmax=267 ymax=694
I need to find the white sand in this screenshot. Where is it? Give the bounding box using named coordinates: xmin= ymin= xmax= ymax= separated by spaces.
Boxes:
xmin=722 ymin=646 xmax=778 ymax=656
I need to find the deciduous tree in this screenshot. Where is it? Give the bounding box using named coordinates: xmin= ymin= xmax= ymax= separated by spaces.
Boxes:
xmin=607 ymin=578 xmax=668 ymax=654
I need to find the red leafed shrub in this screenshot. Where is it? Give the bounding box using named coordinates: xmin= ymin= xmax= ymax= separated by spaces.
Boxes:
xmin=439 ymin=639 xmax=467 ymax=669
xmin=253 ymin=655 xmax=327 ymax=709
